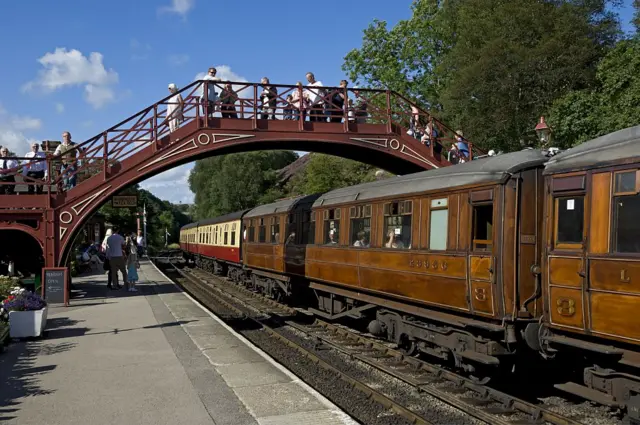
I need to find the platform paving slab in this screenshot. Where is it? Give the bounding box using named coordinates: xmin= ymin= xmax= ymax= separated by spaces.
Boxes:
xmin=140 ymin=262 xmax=359 ymax=425
xmin=0 ymin=262 xmax=358 ymax=425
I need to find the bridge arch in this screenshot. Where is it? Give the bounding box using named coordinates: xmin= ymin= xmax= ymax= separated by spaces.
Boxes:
xmin=0 ymin=227 xmax=45 ymax=276
xmin=0 ymin=80 xmax=484 ymax=267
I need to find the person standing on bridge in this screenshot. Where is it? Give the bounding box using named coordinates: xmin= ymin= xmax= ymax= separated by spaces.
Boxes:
xmin=0 ymin=147 xmax=18 ymax=195
xmin=106 ymin=226 xmax=128 ymax=291
xmin=305 ymin=72 xmax=326 ymax=122
xmin=260 ymin=77 xmax=278 ymax=120
xmin=167 ymin=83 xmax=184 ymax=133
xmin=53 ymin=131 xmax=78 ymax=190
xmin=199 ymin=67 xmax=221 ymax=118
xmin=23 ymin=142 xmax=47 ymax=194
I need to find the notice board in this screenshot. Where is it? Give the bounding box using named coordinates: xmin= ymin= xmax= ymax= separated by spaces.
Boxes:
xmin=41 ymin=267 xmax=68 ymax=305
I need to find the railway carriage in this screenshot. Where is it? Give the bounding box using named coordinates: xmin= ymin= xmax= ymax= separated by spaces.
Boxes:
xmin=180 ymin=210 xmax=248 ymax=278
xmin=242 ymin=194 xmax=320 ymax=300
xmin=305 ymin=149 xmax=549 ymax=374
xmin=538 ymin=126 xmax=640 ymax=418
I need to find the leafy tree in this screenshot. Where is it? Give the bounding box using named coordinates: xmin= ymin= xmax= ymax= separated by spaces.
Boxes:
xmin=285 ymin=154 xmax=391 ymax=195
xmin=344 ymin=0 xmax=620 ymax=151
xmin=548 ymin=37 xmax=640 ymax=147
xmin=188 ymin=151 xmax=298 ymax=219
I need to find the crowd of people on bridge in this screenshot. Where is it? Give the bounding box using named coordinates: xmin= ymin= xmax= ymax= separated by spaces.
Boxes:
xmin=0 ymin=68 xmax=473 ymax=195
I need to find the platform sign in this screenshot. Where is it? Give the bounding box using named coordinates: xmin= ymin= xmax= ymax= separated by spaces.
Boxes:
xmin=42 ymin=267 xmax=68 ymax=305
xmin=112 ymin=195 xmax=137 ymax=208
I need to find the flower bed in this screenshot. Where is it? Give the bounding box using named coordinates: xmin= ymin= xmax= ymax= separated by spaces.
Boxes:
xmin=1 ymin=283 xmax=48 ymax=339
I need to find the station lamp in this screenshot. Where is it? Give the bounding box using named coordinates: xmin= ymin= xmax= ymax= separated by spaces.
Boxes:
xmin=534 ymin=116 xmax=552 ymax=146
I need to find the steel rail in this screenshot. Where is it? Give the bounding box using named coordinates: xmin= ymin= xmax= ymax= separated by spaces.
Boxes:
xmin=179 ymin=264 xmax=596 ymax=425
xmin=167 ymin=262 xmax=437 ymax=425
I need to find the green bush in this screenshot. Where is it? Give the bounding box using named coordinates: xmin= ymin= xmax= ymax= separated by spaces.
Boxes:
xmin=167 ymin=243 xmax=181 ymax=250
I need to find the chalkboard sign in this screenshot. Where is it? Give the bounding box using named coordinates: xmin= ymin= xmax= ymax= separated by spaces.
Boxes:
xmin=41 ymin=267 xmax=68 ymax=305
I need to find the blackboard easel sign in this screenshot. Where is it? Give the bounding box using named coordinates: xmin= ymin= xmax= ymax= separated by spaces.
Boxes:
xmin=41 ymin=267 xmax=68 ymax=306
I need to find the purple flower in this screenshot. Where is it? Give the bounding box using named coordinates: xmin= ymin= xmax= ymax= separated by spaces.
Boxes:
xmin=1 ymin=291 xmax=46 ymax=312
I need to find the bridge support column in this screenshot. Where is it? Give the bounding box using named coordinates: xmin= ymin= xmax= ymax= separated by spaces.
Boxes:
xmin=44 ymin=208 xmax=60 ymax=268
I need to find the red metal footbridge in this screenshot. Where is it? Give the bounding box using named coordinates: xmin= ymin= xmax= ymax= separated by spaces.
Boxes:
xmin=0 ymin=80 xmax=482 ymax=267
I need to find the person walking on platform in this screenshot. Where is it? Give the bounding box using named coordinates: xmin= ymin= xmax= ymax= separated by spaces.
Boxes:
xmin=106 ymin=226 xmax=128 ymax=290
xmin=126 ymin=236 xmax=140 ymax=292
xmin=101 ymin=228 xmax=113 ymax=289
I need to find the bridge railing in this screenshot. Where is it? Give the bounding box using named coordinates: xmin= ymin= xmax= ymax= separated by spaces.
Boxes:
xmin=0 ymin=80 xmax=484 ymax=196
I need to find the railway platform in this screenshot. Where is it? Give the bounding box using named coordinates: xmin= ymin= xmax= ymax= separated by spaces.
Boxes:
xmin=0 ymin=261 xmax=357 ymax=425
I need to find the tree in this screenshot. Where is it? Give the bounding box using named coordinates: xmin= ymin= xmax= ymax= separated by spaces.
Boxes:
xmin=188 ymin=151 xmax=298 ymax=219
xmin=344 ymin=0 xmax=620 ymax=151
xmin=286 ymin=154 xmax=391 ymax=195
xmin=548 ymin=37 xmax=640 ymax=147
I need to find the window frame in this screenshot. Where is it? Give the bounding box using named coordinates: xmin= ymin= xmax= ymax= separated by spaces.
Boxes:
xmin=471 ymin=201 xmax=494 ymax=252
xmin=350 ymin=204 xmax=372 ymax=248
xmin=611 ymin=169 xmax=640 ymax=255
xmin=270 ymin=216 xmax=280 ymax=244
xmin=428 ymin=198 xmax=448 ymax=251
xmin=323 ymin=208 xmax=341 ymax=245
xmin=382 ymin=200 xmax=412 ymax=250
xmin=553 ymin=194 xmax=586 ymax=251
xmin=258 ymin=217 xmax=267 ymax=243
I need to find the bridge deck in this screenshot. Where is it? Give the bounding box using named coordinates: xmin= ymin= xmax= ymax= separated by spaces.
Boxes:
xmin=0 ymin=261 xmax=356 ymax=425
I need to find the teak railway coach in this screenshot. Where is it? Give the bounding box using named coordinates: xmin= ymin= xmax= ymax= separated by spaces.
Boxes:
xmin=180 ymin=125 xmax=640 ymax=421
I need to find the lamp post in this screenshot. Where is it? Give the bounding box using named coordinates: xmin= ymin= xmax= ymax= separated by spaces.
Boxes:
xmin=534 ymin=116 xmax=552 ymax=147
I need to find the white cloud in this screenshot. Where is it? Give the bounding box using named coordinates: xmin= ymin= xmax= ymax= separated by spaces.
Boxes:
xmin=168 ymin=54 xmax=190 ymax=66
xmin=55 ymin=103 xmax=65 ymax=113
xmin=0 ymin=104 xmax=41 ymax=154
xmin=159 ymin=0 xmax=195 ymax=18
xmin=140 ymin=163 xmax=194 ymax=204
xmin=23 ymin=48 xmax=119 ymax=109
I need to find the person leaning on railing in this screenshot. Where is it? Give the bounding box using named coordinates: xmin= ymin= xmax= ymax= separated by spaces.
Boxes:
xmin=23 ymin=142 xmax=47 ymax=194
xmin=53 ymin=131 xmax=78 ymax=190
xmin=0 ymin=147 xmax=18 ymax=195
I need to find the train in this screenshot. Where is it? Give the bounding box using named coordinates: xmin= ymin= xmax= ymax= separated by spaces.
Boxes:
xmin=180 ymin=125 xmax=640 ymax=421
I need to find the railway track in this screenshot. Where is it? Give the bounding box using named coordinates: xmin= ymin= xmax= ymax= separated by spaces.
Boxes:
xmin=164 ymin=262 xmax=616 ymax=425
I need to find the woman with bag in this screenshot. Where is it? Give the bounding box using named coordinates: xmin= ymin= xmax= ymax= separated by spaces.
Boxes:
xmin=126 ymin=235 xmax=140 ymax=292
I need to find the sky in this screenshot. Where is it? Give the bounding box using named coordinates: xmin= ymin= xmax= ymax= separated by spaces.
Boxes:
xmin=0 ymin=0 xmax=636 ymax=205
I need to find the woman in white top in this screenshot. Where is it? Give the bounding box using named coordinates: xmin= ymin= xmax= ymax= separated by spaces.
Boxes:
xmin=290 ymin=81 xmax=309 ymax=121
xmin=167 ymin=83 xmax=184 ymax=133
xmin=101 ymin=229 xmax=113 ymax=288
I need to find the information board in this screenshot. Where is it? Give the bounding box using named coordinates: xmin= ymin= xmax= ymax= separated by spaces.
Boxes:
xmin=112 ymin=195 xmax=137 ymax=208
xmin=42 ymin=267 xmax=68 ymax=305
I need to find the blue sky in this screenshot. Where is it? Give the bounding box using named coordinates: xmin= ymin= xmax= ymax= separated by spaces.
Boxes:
xmin=0 ymin=0 xmax=636 ymax=204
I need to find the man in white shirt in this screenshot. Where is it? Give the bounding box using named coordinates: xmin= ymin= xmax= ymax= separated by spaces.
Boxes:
xmin=136 ymin=230 xmax=145 ymax=256
xmin=105 ymin=226 xmax=129 ymax=290
xmin=199 ymin=67 xmax=221 ymax=117
xmin=0 ymin=147 xmax=18 ymax=195
xmin=23 ymin=142 xmax=47 ymax=194
xmin=305 ymin=72 xmax=326 ymax=122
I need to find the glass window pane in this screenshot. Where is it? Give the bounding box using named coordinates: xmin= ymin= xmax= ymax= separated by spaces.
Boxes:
xmin=473 ymin=204 xmax=493 ymax=251
xmin=429 ymin=209 xmax=448 ymax=250
xmin=383 ymin=215 xmax=411 ymax=249
xmin=556 ymin=197 xmax=584 ymax=244
xmin=351 ymin=218 xmax=371 ymax=247
xmin=324 ymin=220 xmax=339 ymax=244
xmin=615 ymin=171 xmax=637 ymax=193
xmin=613 ymin=194 xmax=640 ymax=253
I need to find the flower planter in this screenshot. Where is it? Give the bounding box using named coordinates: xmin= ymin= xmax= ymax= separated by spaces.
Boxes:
xmin=9 ymin=307 xmax=48 ymax=338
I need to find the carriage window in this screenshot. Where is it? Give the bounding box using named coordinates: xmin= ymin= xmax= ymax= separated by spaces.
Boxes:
xmin=224 ymin=224 xmax=229 ymax=245
xmin=248 ymin=220 xmax=255 ymax=242
xmin=429 ymin=198 xmax=448 ymax=250
xmin=270 ymin=216 xmax=280 ymax=243
xmin=472 ymin=204 xmax=493 ymax=251
xmin=350 ymin=205 xmax=372 ymax=248
xmin=383 ymin=201 xmax=411 ymax=249
xmin=231 ymin=223 xmax=236 ymax=246
xmin=613 ymin=171 xmax=640 ymax=253
xmin=555 ymin=196 xmax=584 ymax=246
xmin=258 ymin=218 xmax=266 ymax=243
xmin=324 ymin=208 xmax=340 ymax=245
xmin=304 ymin=211 xmax=316 ymax=245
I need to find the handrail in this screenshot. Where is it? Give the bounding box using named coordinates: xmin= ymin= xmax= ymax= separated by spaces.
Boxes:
xmin=0 ymin=80 xmax=482 ymax=194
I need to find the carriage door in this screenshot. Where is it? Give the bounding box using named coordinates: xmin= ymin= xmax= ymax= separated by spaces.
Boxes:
xmin=547 ymin=175 xmax=587 ymax=331
xmin=468 ymin=189 xmax=495 ymax=316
